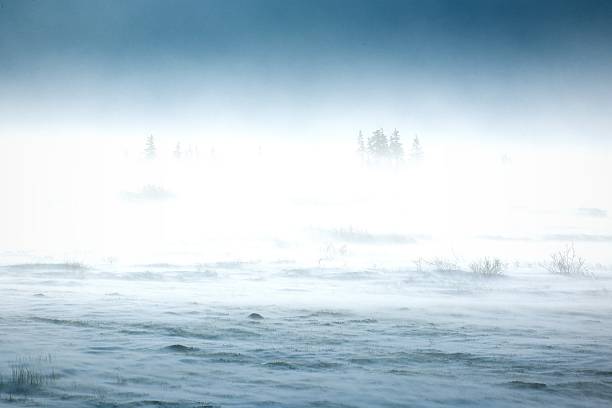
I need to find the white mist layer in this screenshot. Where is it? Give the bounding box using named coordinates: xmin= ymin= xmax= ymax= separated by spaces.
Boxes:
xmin=1 ymin=135 xmax=612 ymax=408
xmin=0 ymin=135 xmax=610 ymax=267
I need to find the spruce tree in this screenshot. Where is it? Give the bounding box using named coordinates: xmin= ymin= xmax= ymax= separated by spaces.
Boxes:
xmin=411 ymin=135 xmax=423 ymax=160
xmin=357 ymin=130 xmax=366 ymax=160
xmin=357 ymin=130 xmax=365 ymax=152
xmin=367 ymin=128 xmax=389 ymax=159
xmin=389 ymin=128 xmax=404 ymax=162
xmin=144 ymin=135 xmax=156 ymax=159
xmin=174 ymin=142 xmax=181 ymax=159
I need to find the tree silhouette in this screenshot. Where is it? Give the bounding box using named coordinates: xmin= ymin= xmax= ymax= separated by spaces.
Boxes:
xmin=411 ymin=135 xmax=423 ymax=160
xmin=389 ymin=128 xmax=404 ymax=162
xmin=174 ymin=142 xmax=182 ymax=159
xmin=357 ymin=130 xmax=366 ymax=161
xmin=367 ymin=128 xmax=389 ymax=159
xmin=357 ymin=128 xmax=418 ymax=165
xmin=144 ymin=135 xmax=156 ymax=159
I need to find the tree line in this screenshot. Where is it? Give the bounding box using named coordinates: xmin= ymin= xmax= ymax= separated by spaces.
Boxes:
xmin=357 ymin=128 xmax=423 ymax=165
xmin=143 ymin=135 xmax=201 ymax=160
xmin=142 ymin=130 xmax=424 ymax=164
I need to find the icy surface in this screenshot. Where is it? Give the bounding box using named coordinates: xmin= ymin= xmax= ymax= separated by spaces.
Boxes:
xmin=1 ymin=262 xmax=611 ymax=407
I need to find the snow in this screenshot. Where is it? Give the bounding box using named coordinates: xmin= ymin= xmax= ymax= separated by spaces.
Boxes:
xmin=1 ymin=260 xmax=611 ymax=407
xmin=1 ymin=138 xmax=611 ymax=406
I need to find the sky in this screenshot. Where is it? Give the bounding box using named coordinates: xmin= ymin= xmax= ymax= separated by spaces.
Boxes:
xmin=1 ymin=0 xmax=612 ymax=144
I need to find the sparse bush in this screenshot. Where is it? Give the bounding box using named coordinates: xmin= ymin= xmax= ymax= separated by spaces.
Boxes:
xmin=426 ymin=257 xmax=460 ymax=273
xmin=542 ymin=244 xmax=591 ymax=277
xmin=470 ymin=257 xmax=505 ymax=277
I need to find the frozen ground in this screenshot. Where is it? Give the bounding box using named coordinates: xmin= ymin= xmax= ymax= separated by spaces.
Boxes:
xmin=1 ymin=260 xmax=611 ymax=407
xmin=1 ymin=140 xmax=611 ymax=406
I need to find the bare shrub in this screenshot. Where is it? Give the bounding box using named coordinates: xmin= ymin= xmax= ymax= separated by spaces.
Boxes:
xmin=542 ymin=244 xmax=591 ymax=277
xmin=470 ymin=257 xmax=505 ymax=277
xmin=426 ymin=257 xmax=460 ymax=273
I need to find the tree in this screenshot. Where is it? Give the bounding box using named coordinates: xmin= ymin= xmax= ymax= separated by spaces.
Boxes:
xmin=144 ymin=135 xmax=156 ymax=159
xmin=411 ymin=135 xmax=423 ymax=160
xmin=389 ymin=128 xmax=404 ymax=162
xmin=173 ymin=142 xmax=181 ymax=159
xmin=367 ymin=128 xmax=389 ymax=159
xmin=357 ymin=130 xmax=366 ymax=160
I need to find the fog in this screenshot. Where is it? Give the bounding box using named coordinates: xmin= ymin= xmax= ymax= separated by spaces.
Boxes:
xmin=2 ymin=1 xmax=612 ymax=407
xmin=1 ymin=130 xmax=611 ymax=266
xmin=2 ymin=132 xmax=612 ymax=407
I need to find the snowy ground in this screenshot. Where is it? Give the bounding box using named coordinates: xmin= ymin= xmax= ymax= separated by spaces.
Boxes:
xmin=1 ymin=260 xmax=611 ymax=407
xmin=1 ymin=140 xmax=611 ymax=406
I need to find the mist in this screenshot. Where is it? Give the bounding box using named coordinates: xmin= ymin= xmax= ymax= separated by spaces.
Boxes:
xmin=1 ymin=1 xmax=612 ymax=407
xmin=1 ymin=134 xmax=611 ymax=265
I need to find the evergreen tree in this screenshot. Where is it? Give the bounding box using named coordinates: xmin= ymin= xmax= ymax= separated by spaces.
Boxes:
xmin=357 ymin=130 xmax=366 ymax=159
xmin=173 ymin=142 xmax=181 ymax=159
xmin=411 ymin=135 xmax=423 ymax=160
xmin=144 ymin=135 xmax=156 ymax=159
xmin=389 ymin=128 xmax=403 ymax=162
xmin=367 ymin=128 xmax=389 ymax=159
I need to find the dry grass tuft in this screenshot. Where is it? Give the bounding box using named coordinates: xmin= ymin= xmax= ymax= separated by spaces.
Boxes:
xmin=0 ymin=356 xmax=57 ymax=396
xmin=542 ymin=244 xmax=592 ymax=277
xmin=469 ymin=257 xmax=505 ymax=277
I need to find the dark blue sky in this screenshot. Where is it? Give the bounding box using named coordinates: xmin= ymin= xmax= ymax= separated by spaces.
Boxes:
xmin=1 ymin=0 xmax=611 ymax=142
xmin=2 ymin=0 xmax=612 ymax=73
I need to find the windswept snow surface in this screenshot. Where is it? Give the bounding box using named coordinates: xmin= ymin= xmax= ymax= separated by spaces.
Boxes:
xmin=1 ymin=260 xmax=611 ymax=407
xmin=1 ymin=140 xmax=611 ymax=406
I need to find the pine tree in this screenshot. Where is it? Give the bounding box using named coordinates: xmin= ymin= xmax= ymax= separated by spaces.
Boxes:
xmin=367 ymin=128 xmax=389 ymax=159
xmin=411 ymin=135 xmax=423 ymax=160
xmin=357 ymin=130 xmax=366 ymax=159
xmin=173 ymin=142 xmax=181 ymax=159
xmin=144 ymin=135 xmax=156 ymax=159
xmin=389 ymin=128 xmax=403 ymax=162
